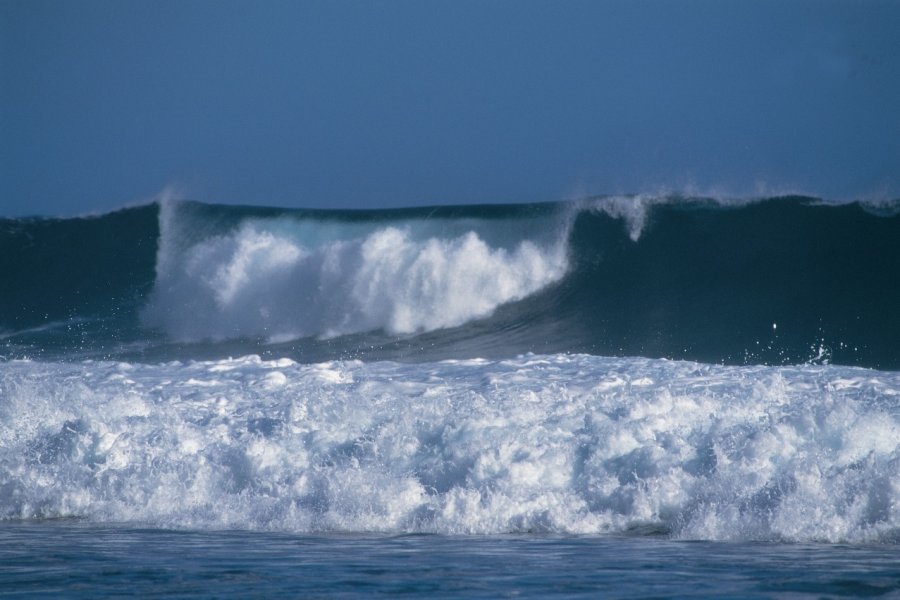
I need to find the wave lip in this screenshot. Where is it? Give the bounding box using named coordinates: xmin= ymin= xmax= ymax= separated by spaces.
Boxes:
xmin=1 ymin=354 xmax=898 ymax=542
xmin=141 ymin=200 xmax=570 ymax=343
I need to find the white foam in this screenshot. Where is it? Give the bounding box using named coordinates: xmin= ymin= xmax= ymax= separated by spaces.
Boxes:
xmin=142 ymin=203 xmax=569 ymax=342
xmin=1 ymin=355 xmax=898 ymax=542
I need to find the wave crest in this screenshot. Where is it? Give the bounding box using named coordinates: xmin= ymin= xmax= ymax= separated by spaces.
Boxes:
xmin=142 ymin=201 xmax=569 ymax=342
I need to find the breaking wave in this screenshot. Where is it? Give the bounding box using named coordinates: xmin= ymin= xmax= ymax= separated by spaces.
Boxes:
xmin=142 ymin=200 xmax=570 ymax=342
xmin=1 ymin=354 xmax=897 ymax=542
xmin=1 ymin=195 xmax=898 ymax=367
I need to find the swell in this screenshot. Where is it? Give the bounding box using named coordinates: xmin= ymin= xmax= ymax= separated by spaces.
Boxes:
xmin=1 ymin=197 xmax=898 ymax=368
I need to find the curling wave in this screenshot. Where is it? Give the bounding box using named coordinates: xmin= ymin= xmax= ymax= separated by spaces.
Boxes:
xmin=1 ymin=195 xmax=898 ymax=367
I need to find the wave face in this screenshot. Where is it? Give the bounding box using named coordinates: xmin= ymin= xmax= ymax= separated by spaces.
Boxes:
xmin=2 ymin=196 xmax=898 ymax=368
xmin=1 ymin=355 xmax=898 ymax=541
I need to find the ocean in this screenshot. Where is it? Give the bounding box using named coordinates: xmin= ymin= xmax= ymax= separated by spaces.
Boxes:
xmin=1 ymin=196 xmax=899 ymax=597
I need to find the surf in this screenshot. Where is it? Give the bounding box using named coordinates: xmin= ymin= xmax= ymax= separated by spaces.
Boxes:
xmin=2 ymin=354 xmax=897 ymax=541
xmin=141 ymin=198 xmax=571 ymax=343
xmin=1 ymin=195 xmax=898 ymax=368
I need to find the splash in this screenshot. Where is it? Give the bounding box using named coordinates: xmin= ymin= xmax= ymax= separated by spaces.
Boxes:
xmin=142 ymin=200 xmax=570 ymax=342
xmin=1 ymin=355 xmax=897 ymax=541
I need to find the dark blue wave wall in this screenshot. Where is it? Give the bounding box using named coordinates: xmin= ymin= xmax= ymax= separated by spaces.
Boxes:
xmin=557 ymin=200 xmax=900 ymax=368
xmin=1 ymin=198 xmax=898 ymax=368
xmin=0 ymin=205 xmax=158 ymax=334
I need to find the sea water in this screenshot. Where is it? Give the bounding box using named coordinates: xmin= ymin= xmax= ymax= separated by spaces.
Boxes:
xmin=4 ymin=526 xmax=899 ymax=598
xmin=1 ymin=196 xmax=899 ymax=596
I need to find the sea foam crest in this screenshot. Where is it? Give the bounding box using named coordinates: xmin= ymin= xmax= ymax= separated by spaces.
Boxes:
xmin=1 ymin=355 xmax=898 ymax=542
xmin=142 ymin=201 xmax=569 ymax=342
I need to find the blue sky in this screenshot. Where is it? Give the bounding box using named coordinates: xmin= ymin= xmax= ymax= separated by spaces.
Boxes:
xmin=2 ymin=0 xmax=899 ymax=217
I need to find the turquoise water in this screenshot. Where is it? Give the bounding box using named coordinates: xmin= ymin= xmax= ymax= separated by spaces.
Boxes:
xmin=3 ymin=525 xmax=899 ymax=598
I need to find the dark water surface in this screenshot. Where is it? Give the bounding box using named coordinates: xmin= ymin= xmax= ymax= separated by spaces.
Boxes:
xmin=2 ymin=524 xmax=898 ymax=598
xmin=3 ymin=197 xmax=899 ymax=368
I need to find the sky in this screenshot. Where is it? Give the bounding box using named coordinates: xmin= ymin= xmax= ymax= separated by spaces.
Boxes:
xmin=2 ymin=0 xmax=899 ymax=217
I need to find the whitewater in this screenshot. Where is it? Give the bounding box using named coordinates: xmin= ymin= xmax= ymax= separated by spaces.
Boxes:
xmin=3 ymin=353 xmax=899 ymax=542
xmin=2 ymin=195 xmax=900 ymax=596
